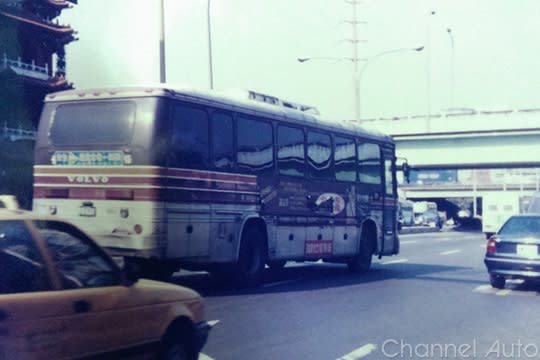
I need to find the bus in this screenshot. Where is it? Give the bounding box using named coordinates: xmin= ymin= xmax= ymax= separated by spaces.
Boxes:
xmin=33 ymin=85 xmax=400 ymax=286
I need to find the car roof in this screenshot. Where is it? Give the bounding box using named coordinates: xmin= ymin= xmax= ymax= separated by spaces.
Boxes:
xmin=508 ymin=213 xmax=540 ymax=218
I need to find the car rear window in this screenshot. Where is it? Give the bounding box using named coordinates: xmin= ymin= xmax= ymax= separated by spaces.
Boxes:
xmin=499 ymin=216 xmax=540 ymax=235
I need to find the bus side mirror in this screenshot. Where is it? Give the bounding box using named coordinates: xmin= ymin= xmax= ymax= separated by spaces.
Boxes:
xmin=402 ymin=163 xmax=411 ymax=183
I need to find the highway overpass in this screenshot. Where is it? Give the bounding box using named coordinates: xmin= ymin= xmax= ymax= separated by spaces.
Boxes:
xmin=361 ymin=108 xmax=540 ymax=218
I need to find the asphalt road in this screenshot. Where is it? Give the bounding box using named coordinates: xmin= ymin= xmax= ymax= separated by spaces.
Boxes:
xmin=174 ymin=230 xmax=540 ymax=360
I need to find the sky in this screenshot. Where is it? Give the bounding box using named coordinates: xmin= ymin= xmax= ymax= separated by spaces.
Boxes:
xmin=59 ymin=0 xmax=540 ymax=121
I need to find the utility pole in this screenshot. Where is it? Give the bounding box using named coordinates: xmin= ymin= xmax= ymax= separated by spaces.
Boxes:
xmin=426 ymin=10 xmax=435 ymax=132
xmin=159 ymin=0 xmax=166 ymax=83
xmin=207 ymin=0 xmax=214 ymax=90
xmin=447 ymin=28 xmax=455 ymax=109
xmin=345 ymin=0 xmax=366 ymax=122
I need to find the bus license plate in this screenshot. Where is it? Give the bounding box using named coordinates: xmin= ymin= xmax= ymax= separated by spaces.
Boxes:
xmin=517 ymin=244 xmax=537 ymax=257
xmin=79 ymin=205 xmax=96 ymax=217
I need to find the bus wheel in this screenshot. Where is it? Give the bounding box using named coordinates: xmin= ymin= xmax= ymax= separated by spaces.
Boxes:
xmin=347 ymin=235 xmax=373 ymax=274
xmin=151 ymin=262 xmax=178 ymax=282
xmin=236 ymin=226 xmax=266 ymax=287
xmin=267 ymin=260 xmax=287 ymax=270
xmin=130 ymin=258 xmax=176 ymax=282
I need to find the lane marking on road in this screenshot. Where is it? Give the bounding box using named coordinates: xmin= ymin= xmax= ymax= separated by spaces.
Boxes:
xmin=262 ymin=278 xmax=302 ymax=288
xmin=208 ymin=320 xmax=221 ymax=327
xmin=495 ymin=289 xmax=512 ymax=296
xmin=199 ymin=353 xmax=215 ymax=360
xmin=380 ymin=258 xmax=409 ymax=265
xmin=473 ymin=284 xmax=538 ymax=297
xmin=336 ymin=343 xmax=377 ymax=360
xmin=400 ymin=240 xmax=418 ymax=245
xmin=436 ymin=238 xmax=454 ymax=242
xmin=440 ymin=249 xmax=462 ymax=256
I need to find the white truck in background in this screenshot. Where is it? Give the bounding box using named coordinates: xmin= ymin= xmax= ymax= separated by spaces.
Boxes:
xmin=413 ymin=201 xmax=441 ymax=228
xmin=527 ymin=191 xmax=540 ymax=213
xmin=482 ymin=192 xmax=530 ymax=238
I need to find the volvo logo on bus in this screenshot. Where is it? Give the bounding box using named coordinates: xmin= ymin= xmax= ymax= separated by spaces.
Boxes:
xmin=68 ymin=175 xmax=109 ymax=184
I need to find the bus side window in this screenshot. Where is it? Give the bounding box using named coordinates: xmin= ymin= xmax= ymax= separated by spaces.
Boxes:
xmin=358 ymin=143 xmax=382 ymax=185
xmin=277 ymin=125 xmax=305 ymax=177
xmin=171 ymin=105 xmax=210 ymax=169
xmin=334 ymin=136 xmax=356 ymax=182
xmin=384 ymin=158 xmax=395 ymax=196
xmin=237 ymin=116 xmax=274 ymax=174
xmin=307 ymin=131 xmax=332 ymax=179
xmin=212 ymin=112 xmax=234 ymax=170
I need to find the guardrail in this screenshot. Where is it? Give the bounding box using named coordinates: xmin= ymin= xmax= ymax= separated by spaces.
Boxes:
xmin=1 ymin=53 xmax=50 ymax=81
xmin=1 ymin=126 xmax=36 ymax=141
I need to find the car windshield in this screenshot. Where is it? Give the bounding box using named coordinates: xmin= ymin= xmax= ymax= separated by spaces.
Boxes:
xmin=499 ymin=216 xmax=540 ymax=236
xmin=0 ymin=220 xmax=49 ymax=294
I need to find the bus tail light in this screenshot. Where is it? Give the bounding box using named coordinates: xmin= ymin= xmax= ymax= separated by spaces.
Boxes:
xmin=134 ymin=224 xmax=143 ymax=234
xmin=106 ymin=189 xmax=134 ymax=200
xmin=487 ymin=237 xmax=497 ymax=254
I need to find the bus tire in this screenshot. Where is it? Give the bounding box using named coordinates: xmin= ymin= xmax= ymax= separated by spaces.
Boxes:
xmin=235 ymin=225 xmax=266 ymax=287
xmin=347 ymin=231 xmax=373 ymax=274
xmin=129 ymin=258 xmax=176 ymax=282
xmin=152 ymin=262 xmax=178 ymax=282
xmin=267 ymin=260 xmax=287 ymax=270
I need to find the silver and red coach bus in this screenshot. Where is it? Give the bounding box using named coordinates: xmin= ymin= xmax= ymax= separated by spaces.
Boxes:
xmin=33 ymin=86 xmax=400 ymax=286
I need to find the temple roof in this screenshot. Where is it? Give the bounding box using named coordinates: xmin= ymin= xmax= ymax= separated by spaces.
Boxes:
xmin=46 ymin=0 xmax=77 ymax=8
xmin=0 ymin=9 xmax=74 ymax=34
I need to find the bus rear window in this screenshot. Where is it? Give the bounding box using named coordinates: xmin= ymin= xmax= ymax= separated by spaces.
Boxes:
xmin=50 ymin=101 xmax=136 ymax=145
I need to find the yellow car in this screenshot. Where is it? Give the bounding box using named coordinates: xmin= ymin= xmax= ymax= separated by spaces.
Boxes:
xmin=0 ymin=207 xmax=210 ymax=359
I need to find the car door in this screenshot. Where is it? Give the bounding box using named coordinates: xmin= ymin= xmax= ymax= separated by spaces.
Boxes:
xmin=32 ymin=220 xmax=165 ymax=357
xmin=0 ymin=219 xmax=74 ymax=359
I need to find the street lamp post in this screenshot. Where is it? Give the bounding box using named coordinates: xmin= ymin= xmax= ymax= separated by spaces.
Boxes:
xmin=159 ymin=0 xmax=214 ymax=89
xmin=447 ymin=28 xmax=454 ymax=109
xmin=207 ymin=0 xmax=214 ymax=90
xmin=298 ymin=46 xmax=423 ymax=121
xmin=357 ymin=46 xmax=424 ymax=120
xmin=159 ymin=0 xmax=166 ymax=83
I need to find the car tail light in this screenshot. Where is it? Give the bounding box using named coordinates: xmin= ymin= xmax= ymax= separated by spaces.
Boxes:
xmin=487 ymin=237 xmax=497 ymax=254
xmin=134 ymin=224 xmax=143 ymax=234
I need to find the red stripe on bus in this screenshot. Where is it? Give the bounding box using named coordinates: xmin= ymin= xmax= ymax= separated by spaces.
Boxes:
xmin=33 ymin=179 xmax=258 ymax=194
xmin=165 ymin=168 xmax=257 ymax=184
xmin=34 ymin=167 xmax=258 ymax=186
xmin=34 ymin=186 xmax=259 ymax=204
